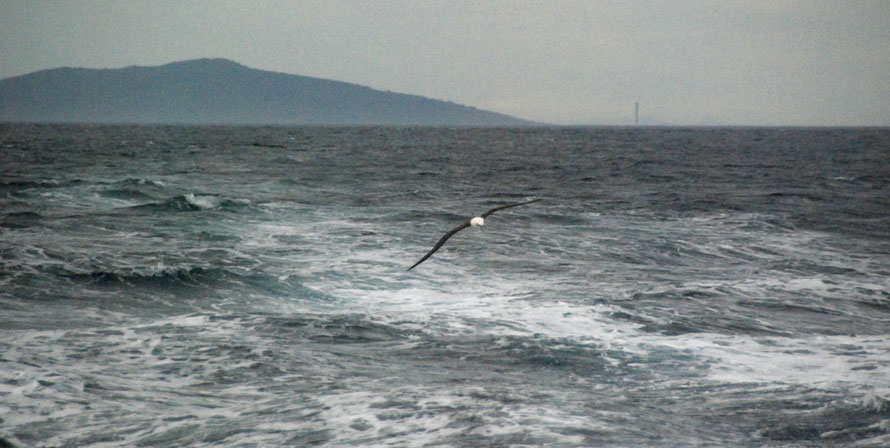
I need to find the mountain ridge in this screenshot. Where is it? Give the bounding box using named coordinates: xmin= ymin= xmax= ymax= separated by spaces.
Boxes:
xmin=0 ymin=58 xmax=537 ymax=126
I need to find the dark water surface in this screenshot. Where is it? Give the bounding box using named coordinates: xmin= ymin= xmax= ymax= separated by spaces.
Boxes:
xmin=2 ymin=124 xmax=889 ymax=446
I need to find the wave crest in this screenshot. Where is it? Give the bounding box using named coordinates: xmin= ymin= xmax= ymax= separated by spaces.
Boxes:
xmin=122 ymin=194 xmax=250 ymax=213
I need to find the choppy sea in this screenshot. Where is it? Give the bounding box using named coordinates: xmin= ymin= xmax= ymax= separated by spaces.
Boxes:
xmin=1 ymin=124 xmax=889 ymax=447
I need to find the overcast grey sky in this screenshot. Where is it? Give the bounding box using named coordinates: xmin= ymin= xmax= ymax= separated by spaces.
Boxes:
xmin=2 ymin=1 xmax=888 ymax=126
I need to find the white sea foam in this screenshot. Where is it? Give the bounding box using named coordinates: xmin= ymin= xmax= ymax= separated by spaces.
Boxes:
xmin=310 ymin=385 xmax=592 ymax=447
xmin=331 ymin=253 xmax=890 ymax=405
xmin=4 ymin=126 xmax=889 ymax=446
xmin=183 ymin=192 xmax=220 ymax=209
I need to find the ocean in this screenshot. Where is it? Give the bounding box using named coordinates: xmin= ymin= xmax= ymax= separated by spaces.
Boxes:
xmin=1 ymin=124 xmax=889 ymax=447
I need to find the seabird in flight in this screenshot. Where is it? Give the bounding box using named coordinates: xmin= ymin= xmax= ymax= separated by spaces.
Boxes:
xmin=407 ymin=199 xmax=540 ymax=271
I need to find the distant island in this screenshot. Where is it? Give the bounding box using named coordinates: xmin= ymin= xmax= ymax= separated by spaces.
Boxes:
xmin=0 ymin=58 xmax=536 ymax=126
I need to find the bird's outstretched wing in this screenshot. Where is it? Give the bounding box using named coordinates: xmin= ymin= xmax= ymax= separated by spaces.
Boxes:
xmin=407 ymin=221 xmax=471 ymax=271
xmin=480 ymin=198 xmax=541 ymax=218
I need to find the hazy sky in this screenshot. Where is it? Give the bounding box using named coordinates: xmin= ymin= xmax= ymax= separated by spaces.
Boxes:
xmin=2 ymin=1 xmax=888 ymax=126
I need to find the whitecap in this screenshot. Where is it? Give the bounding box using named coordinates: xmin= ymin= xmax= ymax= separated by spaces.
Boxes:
xmin=183 ymin=193 xmax=220 ymax=209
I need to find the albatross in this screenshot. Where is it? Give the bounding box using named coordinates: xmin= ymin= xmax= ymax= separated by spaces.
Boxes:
xmin=407 ymin=199 xmax=540 ymax=271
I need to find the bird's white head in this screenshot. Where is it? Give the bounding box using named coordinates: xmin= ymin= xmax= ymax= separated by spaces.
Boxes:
xmin=470 ymin=216 xmax=485 ymax=228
